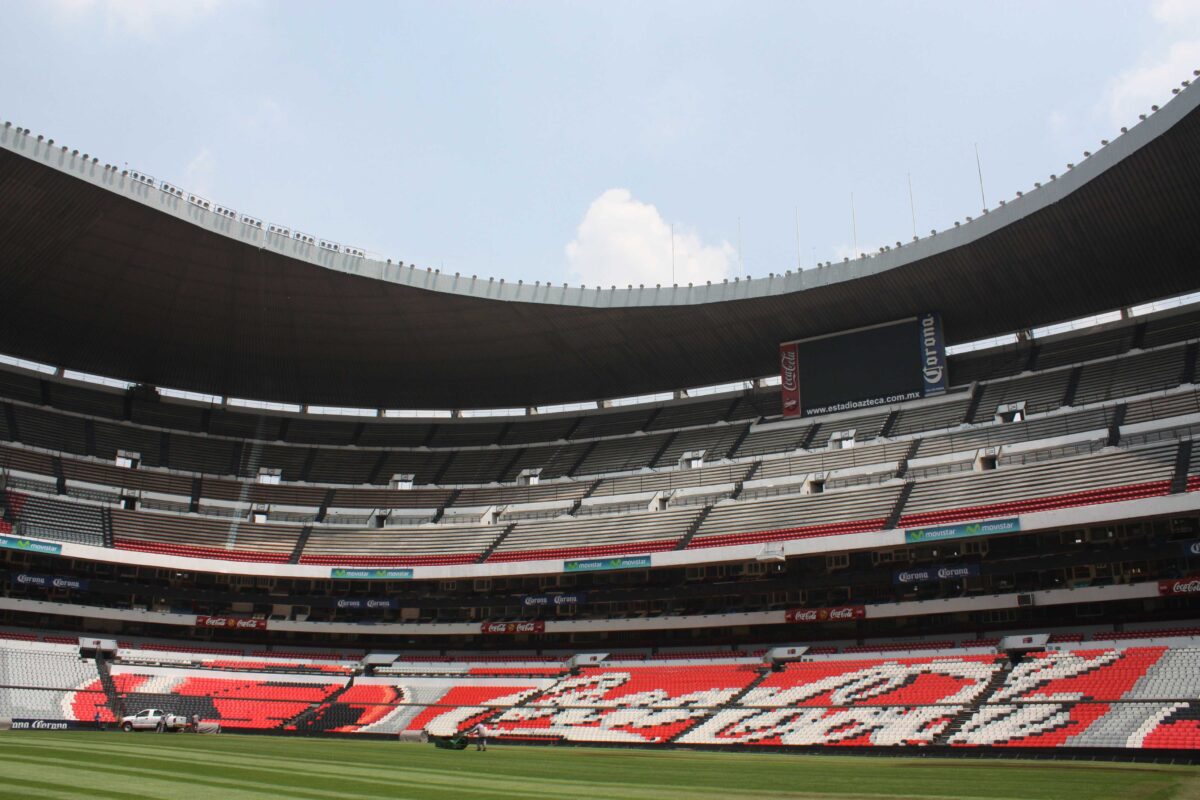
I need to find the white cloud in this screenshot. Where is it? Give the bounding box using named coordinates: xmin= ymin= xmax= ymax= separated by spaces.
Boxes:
xmin=1154 ymin=0 xmax=1200 ymax=24
xmin=183 ymin=146 xmax=216 ymax=198
xmin=1105 ymin=0 xmax=1200 ymax=126
xmin=46 ymin=0 xmax=226 ymax=37
xmin=565 ymin=189 xmax=736 ymax=288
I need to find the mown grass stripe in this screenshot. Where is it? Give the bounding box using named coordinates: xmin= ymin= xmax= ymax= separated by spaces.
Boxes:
xmin=2 ymin=732 xmax=1198 ymax=800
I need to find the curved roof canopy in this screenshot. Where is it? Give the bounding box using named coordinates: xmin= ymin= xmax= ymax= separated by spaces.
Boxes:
xmin=1 ymin=85 xmax=1199 ymax=409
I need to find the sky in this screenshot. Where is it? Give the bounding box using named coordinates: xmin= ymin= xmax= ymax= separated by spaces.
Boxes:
xmin=1 ymin=0 xmax=1198 ymax=292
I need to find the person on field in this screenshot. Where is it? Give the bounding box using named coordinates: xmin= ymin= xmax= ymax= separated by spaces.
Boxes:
xmin=471 ymin=722 xmax=490 ymax=751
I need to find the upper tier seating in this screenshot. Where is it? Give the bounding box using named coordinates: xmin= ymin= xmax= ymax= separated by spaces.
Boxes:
xmin=689 ymin=483 xmax=901 ymax=549
xmin=0 ymin=307 xmax=1194 ymax=567
xmin=1074 ymin=346 xmax=1188 ymax=405
xmin=6 ymin=490 xmax=105 ymax=547
xmin=898 ymin=442 xmax=1176 ymax=529
xmin=754 ymin=441 xmax=910 ymax=481
xmin=300 ymin=525 xmax=500 ymax=566
xmin=110 ymin=507 xmax=301 ymax=563
xmin=969 ymin=371 xmax=1072 ymax=422
xmin=592 ymin=463 xmax=751 ymax=497
xmin=489 ymin=507 xmax=701 ymax=561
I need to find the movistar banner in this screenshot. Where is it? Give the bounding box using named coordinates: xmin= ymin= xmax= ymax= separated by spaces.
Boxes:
xmin=12 ymin=572 xmax=89 ymax=591
xmin=904 ymin=517 xmax=1020 ymax=544
xmin=334 ymin=597 xmax=398 ymax=610
xmin=893 ymin=563 xmax=980 ymax=585
xmin=0 ymin=535 xmax=62 ymax=556
xmin=330 ymin=568 xmax=413 ymax=580
xmin=522 ymin=592 xmax=588 ymax=607
xmin=564 ymin=556 xmax=651 ymax=573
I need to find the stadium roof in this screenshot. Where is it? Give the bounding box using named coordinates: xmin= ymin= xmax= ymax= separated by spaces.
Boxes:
xmin=1 ymin=82 xmax=1199 ymax=409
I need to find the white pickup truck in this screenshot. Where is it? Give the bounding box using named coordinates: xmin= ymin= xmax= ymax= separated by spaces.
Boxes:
xmin=119 ymin=708 xmax=189 ymax=732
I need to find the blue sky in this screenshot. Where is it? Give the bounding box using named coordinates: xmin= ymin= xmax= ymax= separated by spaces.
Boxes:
xmin=2 ymin=0 xmax=1197 ymax=290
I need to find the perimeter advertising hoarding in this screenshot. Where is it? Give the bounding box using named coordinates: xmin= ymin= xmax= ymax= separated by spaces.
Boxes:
xmin=522 ymin=593 xmax=588 ymax=607
xmin=1159 ymin=577 xmax=1200 ymax=596
xmin=903 ymin=517 xmax=1020 ymax=544
xmin=893 ymin=563 xmax=980 ymax=585
xmin=563 ymin=556 xmax=652 ymax=573
xmin=1181 ymin=539 xmax=1200 ymax=557
xmin=0 ymin=535 xmax=62 ymax=556
xmin=12 ymin=573 xmax=89 ymax=591
xmin=481 ymin=621 xmax=546 ymax=635
xmin=334 ymin=598 xmax=398 ymax=611
xmin=9 ymin=719 xmax=87 ymax=731
xmin=784 ymin=605 xmax=865 ymax=623
xmin=780 ymin=312 xmax=947 ymax=418
xmin=330 ymin=568 xmax=414 ymax=580
xmin=195 ymin=615 xmax=268 ymax=631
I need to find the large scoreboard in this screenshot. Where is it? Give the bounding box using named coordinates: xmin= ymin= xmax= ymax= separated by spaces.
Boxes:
xmin=780 ymin=313 xmax=948 ymax=418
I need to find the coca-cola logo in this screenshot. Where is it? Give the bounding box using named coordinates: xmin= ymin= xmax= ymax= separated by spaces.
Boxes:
xmin=481 ymin=621 xmax=546 ymax=635
xmin=780 ymin=348 xmax=798 ymax=392
xmin=1162 ymin=578 xmax=1200 ymax=595
xmin=195 ymin=615 xmax=265 ymax=630
xmin=786 ymin=605 xmax=864 ymax=623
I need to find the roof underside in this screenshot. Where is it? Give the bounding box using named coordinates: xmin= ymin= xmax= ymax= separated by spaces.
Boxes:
xmin=0 ymin=100 xmax=1198 ymax=409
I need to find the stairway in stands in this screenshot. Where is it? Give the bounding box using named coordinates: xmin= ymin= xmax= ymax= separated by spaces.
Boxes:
xmin=286 ymin=678 xmax=355 ymax=732
xmin=729 ymin=462 xmax=760 ymax=501
xmin=1170 ymin=440 xmax=1194 ymax=494
xmin=432 ymin=490 xmax=461 ymax=523
xmin=932 ymin=658 xmax=1014 ymax=746
xmin=288 ymin=526 xmax=313 ymax=564
xmin=883 ymin=480 xmax=916 ymax=530
xmin=94 ymin=654 xmax=126 ymax=720
xmin=477 ymin=523 xmax=516 ymax=563
xmin=663 ymin=666 xmax=774 ymax=744
xmin=100 ymin=508 xmax=114 ymax=549
xmin=674 ymin=505 xmax=713 ymax=550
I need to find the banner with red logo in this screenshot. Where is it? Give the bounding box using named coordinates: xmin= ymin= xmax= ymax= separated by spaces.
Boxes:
xmin=480 ymin=621 xmax=545 ymax=635
xmin=784 ymin=605 xmax=865 ymax=624
xmin=1159 ymin=577 xmax=1200 ymax=596
xmin=779 ymin=342 xmax=801 ymax=418
xmin=195 ymin=615 xmax=268 ymax=631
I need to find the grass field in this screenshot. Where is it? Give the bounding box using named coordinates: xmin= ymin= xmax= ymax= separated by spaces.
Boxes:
xmin=2 ymin=732 xmax=1199 ymax=800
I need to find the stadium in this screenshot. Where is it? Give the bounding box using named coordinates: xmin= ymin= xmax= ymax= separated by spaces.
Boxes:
xmin=3 ymin=15 xmax=1200 ymax=799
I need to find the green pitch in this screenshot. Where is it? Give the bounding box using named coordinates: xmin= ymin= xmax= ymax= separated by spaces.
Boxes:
xmin=2 ymin=732 xmax=1199 ymax=800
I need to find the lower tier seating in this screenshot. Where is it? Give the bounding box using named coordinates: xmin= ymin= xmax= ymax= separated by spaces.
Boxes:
xmin=2 ymin=642 xmax=1199 ymax=749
